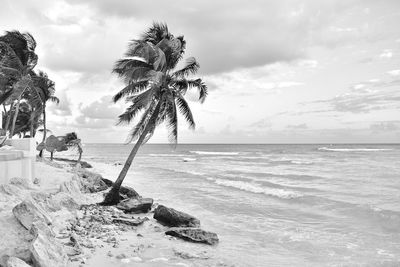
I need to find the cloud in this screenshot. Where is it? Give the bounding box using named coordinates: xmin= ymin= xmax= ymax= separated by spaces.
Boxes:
xmin=369 ymin=121 xmax=400 ymax=132
xmin=79 ymin=95 xmax=122 ymax=120
xmin=286 ymin=123 xmax=308 ymax=129
xmin=61 ymin=0 xmax=370 ymax=74
xmin=310 ymin=77 xmax=400 ymax=113
xmin=47 ymin=90 xmax=72 ymax=116
xmin=249 ymin=118 xmax=272 ymax=129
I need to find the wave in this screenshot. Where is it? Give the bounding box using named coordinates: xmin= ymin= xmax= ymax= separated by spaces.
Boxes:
xmin=209 ymin=178 xmax=302 ymax=199
xmin=318 ymin=147 xmax=393 ymax=152
xmin=190 ymin=151 xmax=240 ymax=156
xmin=182 ymin=158 xmax=197 ymax=162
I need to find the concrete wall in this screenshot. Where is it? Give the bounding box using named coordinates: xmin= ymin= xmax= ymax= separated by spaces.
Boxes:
xmin=0 ymin=138 xmax=36 ymax=184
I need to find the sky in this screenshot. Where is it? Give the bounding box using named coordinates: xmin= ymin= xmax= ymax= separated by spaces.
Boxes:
xmin=1 ymin=0 xmax=400 ymax=143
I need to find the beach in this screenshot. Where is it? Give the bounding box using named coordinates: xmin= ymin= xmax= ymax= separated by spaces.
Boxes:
xmin=0 ymin=158 xmax=227 ymax=267
xmin=1 ymin=144 xmax=400 ymax=267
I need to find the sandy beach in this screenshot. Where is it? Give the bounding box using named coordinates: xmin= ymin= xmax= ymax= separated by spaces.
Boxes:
xmin=0 ymin=159 xmax=227 ymax=267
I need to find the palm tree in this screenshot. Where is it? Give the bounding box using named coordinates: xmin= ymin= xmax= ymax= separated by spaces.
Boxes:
xmin=0 ymin=31 xmax=38 ymax=138
xmin=102 ymin=23 xmax=208 ymax=205
xmin=32 ymin=71 xmax=59 ymax=157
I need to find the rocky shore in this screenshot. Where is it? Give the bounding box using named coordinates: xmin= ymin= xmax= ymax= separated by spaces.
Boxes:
xmin=0 ymin=159 xmax=225 ymax=267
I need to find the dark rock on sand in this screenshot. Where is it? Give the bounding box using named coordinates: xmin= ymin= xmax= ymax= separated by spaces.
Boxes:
xmin=77 ymin=170 xmax=109 ymax=193
xmin=116 ymin=198 xmax=153 ymax=213
xmin=53 ymin=157 xmax=92 ymax=168
xmin=153 ymin=205 xmax=200 ymax=227
xmin=12 ymin=200 xmax=52 ymax=230
xmin=119 ymin=186 xmax=140 ymax=199
xmin=101 ymin=178 xmax=113 ymax=187
xmin=112 ymin=217 xmax=148 ymax=226
xmin=165 ymin=228 xmax=219 ymax=245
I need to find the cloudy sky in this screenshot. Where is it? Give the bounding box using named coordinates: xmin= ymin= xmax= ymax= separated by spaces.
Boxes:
xmin=1 ymin=0 xmax=400 ymax=143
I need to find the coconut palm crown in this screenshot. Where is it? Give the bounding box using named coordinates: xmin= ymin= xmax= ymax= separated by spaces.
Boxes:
xmin=102 ymin=22 xmax=208 ymax=205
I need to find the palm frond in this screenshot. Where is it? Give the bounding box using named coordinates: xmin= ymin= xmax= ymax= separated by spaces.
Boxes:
xmin=174 ymin=78 xmax=208 ymax=103
xmin=49 ymin=96 xmax=59 ymax=104
xmin=117 ymin=88 xmax=154 ymax=125
xmin=141 ymin=22 xmax=171 ymax=44
xmin=166 ymin=95 xmax=178 ymax=144
xmin=125 ymin=100 xmax=156 ymax=143
xmin=176 ymin=94 xmax=195 ymax=129
xmin=112 ymin=80 xmax=149 ymax=103
xmin=172 ymin=57 xmax=199 ymax=78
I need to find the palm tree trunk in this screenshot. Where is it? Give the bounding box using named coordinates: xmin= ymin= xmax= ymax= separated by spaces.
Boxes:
xmin=30 ymin=108 xmax=35 ymax=137
xmin=4 ymin=103 xmax=13 ymax=133
xmin=9 ymin=95 xmax=22 ymax=138
xmin=39 ymin=107 xmax=46 ymax=157
xmin=101 ymin=100 xmax=162 ymax=205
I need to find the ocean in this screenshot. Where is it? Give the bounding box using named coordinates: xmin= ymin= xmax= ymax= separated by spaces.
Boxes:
xmin=71 ymin=144 xmax=400 ymax=266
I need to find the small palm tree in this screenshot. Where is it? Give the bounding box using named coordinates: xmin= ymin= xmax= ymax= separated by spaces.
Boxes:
xmin=32 ymin=71 xmax=59 ymax=156
xmin=102 ymin=23 xmax=208 ymax=205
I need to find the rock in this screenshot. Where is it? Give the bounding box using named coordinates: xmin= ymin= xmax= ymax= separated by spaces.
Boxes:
xmin=9 ymin=177 xmax=32 ymax=189
xmin=101 ymin=178 xmax=113 ymax=187
xmin=12 ymin=200 xmax=52 ymax=230
xmin=165 ymin=228 xmax=219 ymax=245
xmin=30 ymin=221 xmax=56 ymax=239
xmin=30 ymin=232 xmax=68 ymax=267
xmin=5 ymin=257 xmax=31 ymax=267
xmin=119 ymin=186 xmax=140 ymax=199
xmin=79 ymin=161 xmax=92 ymax=168
xmin=83 ymin=176 xmax=108 ymax=193
xmin=116 ymin=198 xmax=153 ymax=213
xmin=112 ymin=217 xmax=148 ymax=226
xmin=153 ymin=205 xmax=200 ymax=227
xmin=59 ymin=177 xmax=82 ymax=197
xmin=0 ymin=184 xmax=22 ymax=196
xmin=33 ymin=178 xmax=40 ymax=185
xmin=48 ymin=192 xmax=80 ymax=211
xmin=173 ymin=249 xmax=210 ymax=260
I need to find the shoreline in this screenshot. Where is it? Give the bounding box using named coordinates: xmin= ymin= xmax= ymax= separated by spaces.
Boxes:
xmin=0 ymin=158 xmax=227 ymax=267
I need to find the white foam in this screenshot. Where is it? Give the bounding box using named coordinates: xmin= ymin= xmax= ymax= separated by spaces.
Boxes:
xmin=182 ymin=157 xmax=196 ymax=162
xmin=212 ymin=179 xmax=302 ymax=199
xmin=190 ymin=151 xmax=240 ymax=155
xmin=318 ymin=147 xmax=393 ymax=152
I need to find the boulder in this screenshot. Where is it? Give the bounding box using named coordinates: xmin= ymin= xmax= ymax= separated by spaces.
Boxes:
xmin=116 ymin=198 xmax=153 ymax=213
xmin=9 ymin=177 xmax=32 ymax=189
xmin=30 ymin=232 xmax=68 ymax=267
xmin=59 ymin=177 xmax=82 ymax=196
xmin=83 ymin=176 xmax=108 ymax=193
xmin=48 ymin=192 xmax=80 ymax=211
xmin=119 ymin=186 xmax=140 ymax=199
xmin=12 ymin=200 xmax=52 ymax=230
xmin=112 ymin=217 xmax=148 ymax=226
xmin=5 ymin=257 xmax=31 ymax=267
xmin=153 ymin=205 xmax=200 ymax=227
xmin=101 ymin=178 xmax=113 ymax=187
xmin=165 ymin=228 xmax=219 ymax=245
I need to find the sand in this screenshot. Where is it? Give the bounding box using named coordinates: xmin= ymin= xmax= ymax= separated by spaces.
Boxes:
xmin=0 ymin=159 xmax=232 ymax=267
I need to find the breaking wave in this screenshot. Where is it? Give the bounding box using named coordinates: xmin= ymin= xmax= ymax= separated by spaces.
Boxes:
xmin=208 ymin=178 xmax=302 ymax=199
xmin=318 ymin=147 xmax=393 ymax=152
xmin=190 ymin=151 xmax=241 ymax=156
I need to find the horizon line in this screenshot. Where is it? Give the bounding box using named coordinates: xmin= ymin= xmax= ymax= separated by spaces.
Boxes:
xmin=82 ymin=142 xmax=400 ymax=145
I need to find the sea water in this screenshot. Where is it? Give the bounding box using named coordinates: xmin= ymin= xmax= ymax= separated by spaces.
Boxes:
xmin=70 ymin=144 xmax=400 ymax=266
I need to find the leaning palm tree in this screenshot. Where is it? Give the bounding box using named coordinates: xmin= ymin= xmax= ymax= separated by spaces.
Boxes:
xmin=102 ymin=23 xmax=208 ymax=205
